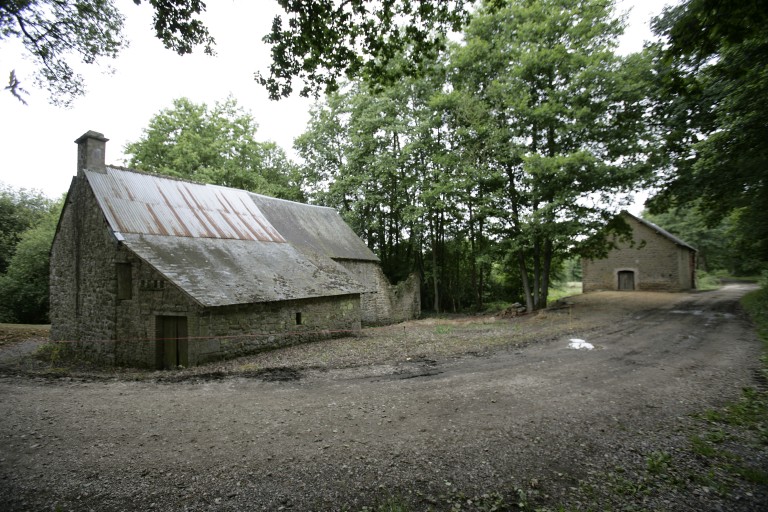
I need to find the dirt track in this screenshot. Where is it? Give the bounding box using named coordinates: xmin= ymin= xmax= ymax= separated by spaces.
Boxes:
xmin=0 ymin=285 xmax=765 ymax=511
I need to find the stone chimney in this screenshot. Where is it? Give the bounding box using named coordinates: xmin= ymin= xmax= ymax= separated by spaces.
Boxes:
xmin=75 ymin=131 xmax=109 ymax=175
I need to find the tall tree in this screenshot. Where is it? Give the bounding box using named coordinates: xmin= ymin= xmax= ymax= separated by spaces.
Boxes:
xmin=297 ymin=55 xmax=501 ymax=312
xmin=125 ymin=97 xmax=303 ymax=201
xmin=258 ymin=0 xmax=468 ymax=99
xmin=3 ymin=0 xmax=470 ymax=105
xmin=0 ymin=184 xmax=52 ymax=274
xmin=445 ymin=0 xmax=652 ymax=310
xmin=646 ymin=0 xmax=768 ymax=266
xmin=297 ymin=80 xmax=424 ymax=282
xmin=0 ymin=196 xmax=62 ymax=323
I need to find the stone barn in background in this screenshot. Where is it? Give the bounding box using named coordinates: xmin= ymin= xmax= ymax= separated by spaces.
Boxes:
xmin=581 ymin=211 xmax=697 ymax=292
xmin=49 ymin=131 xmax=420 ymax=368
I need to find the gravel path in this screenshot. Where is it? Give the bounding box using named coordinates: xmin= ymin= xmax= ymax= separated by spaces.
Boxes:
xmin=0 ymin=285 xmax=765 ymax=511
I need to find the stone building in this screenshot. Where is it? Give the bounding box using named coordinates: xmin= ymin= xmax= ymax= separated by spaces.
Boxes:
xmin=49 ymin=131 xmax=420 ymax=368
xmin=581 ymin=211 xmax=697 ymax=292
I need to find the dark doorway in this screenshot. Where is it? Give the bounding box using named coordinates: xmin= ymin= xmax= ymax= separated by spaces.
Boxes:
xmin=618 ymin=270 xmax=635 ymax=291
xmin=156 ymin=316 xmax=188 ymax=369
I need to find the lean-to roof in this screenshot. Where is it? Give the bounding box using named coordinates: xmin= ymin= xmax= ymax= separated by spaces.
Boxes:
xmin=250 ymin=193 xmax=379 ymax=262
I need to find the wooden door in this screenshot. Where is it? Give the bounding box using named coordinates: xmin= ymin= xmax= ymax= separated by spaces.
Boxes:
xmin=618 ymin=271 xmax=635 ymax=291
xmin=156 ymin=316 xmax=188 ymax=369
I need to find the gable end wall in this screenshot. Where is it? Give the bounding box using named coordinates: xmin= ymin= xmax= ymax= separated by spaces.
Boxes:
xmin=50 ymin=178 xmax=121 ymax=361
xmin=582 ymin=216 xmax=695 ymax=292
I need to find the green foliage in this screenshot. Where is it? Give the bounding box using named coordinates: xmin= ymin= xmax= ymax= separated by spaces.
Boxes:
xmin=647 ymin=0 xmax=768 ymax=270
xmin=695 ymin=271 xmax=721 ymax=291
xmin=257 ymin=0 xmax=469 ymax=99
xmin=34 ymin=342 xmax=63 ymax=367
xmin=1 ymin=0 xmax=127 ymax=105
xmin=0 ymin=184 xmax=52 ymax=274
xmin=0 ymin=197 xmax=62 ymax=323
xmin=646 ymin=451 xmax=672 ymax=475
xmin=136 ymin=0 xmax=214 ymax=56
xmin=442 ymin=0 xmax=652 ymax=310
xmin=643 ymin=203 xmax=764 ymax=276
xmin=125 ymin=97 xmax=304 ymax=201
xmin=2 ymin=0 xmax=213 ymax=105
xmin=297 ymin=0 xmax=652 ymax=313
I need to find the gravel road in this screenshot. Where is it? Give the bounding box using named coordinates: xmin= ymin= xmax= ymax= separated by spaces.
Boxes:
xmin=0 ymin=285 xmax=765 ymax=511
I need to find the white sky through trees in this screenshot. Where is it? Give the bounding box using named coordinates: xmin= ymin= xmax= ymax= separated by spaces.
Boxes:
xmin=0 ymin=0 xmax=675 ymax=208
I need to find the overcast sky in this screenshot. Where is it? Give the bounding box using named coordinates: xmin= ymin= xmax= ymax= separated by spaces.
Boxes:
xmin=0 ymin=0 xmax=675 ymax=205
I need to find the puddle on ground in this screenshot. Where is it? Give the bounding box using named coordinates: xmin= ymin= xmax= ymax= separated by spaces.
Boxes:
xmin=568 ymin=338 xmax=594 ymax=350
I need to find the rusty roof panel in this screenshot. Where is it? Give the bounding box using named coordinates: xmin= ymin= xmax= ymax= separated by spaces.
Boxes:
xmin=123 ymin=234 xmax=363 ymax=306
xmin=249 ymin=193 xmax=379 ymax=262
xmin=86 ymin=168 xmax=285 ymax=243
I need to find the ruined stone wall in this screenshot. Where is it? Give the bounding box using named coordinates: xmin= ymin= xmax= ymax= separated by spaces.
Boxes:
xmin=582 ymin=216 xmax=695 ymax=292
xmin=336 ymin=260 xmax=420 ymax=325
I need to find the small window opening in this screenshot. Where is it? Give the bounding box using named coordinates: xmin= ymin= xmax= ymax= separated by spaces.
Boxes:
xmin=295 ymin=312 xmax=302 ymax=325
xmin=116 ymin=263 xmax=132 ymax=300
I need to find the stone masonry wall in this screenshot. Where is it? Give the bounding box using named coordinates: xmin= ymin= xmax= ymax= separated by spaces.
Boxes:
xmin=336 ymin=260 xmax=420 ymax=325
xmin=50 ymin=176 xmax=123 ymax=364
xmin=582 ymin=215 xmax=695 ymax=292
xmin=112 ymin=247 xmax=202 ymax=367
xmin=194 ymin=295 xmax=361 ymax=365
xmin=50 ymin=177 xmax=363 ymax=368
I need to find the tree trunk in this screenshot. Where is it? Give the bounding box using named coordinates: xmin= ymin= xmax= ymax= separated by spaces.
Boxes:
xmin=431 ymin=215 xmax=440 ymax=313
xmin=518 ymin=252 xmax=534 ymax=313
xmin=541 ymin=239 xmax=553 ymax=309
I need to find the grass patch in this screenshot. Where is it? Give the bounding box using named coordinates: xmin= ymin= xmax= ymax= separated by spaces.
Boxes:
xmin=735 ymin=465 xmax=768 ymax=485
xmin=690 ymin=434 xmax=720 ymax=458
xmin=0 ymin=323 xmax=49 ymax=347
xmin=547 ymin=281 xmax=582 ymax=304
xmin=646 ymin=451 xmax=672 ymax=475
xmin=696 ymin=271 xmax=722 ymax=291
xmin=742 ymin=280 xmax=768 ymax=346
xmin=33 ymin=341 xmax=65 ymax=367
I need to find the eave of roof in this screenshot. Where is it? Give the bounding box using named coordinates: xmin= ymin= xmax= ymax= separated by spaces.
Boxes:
xmin=123 ymin=234 xmax=363 ymax=307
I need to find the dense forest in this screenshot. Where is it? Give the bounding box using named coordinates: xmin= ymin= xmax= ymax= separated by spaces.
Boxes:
xmin=1 ymin=0 xmax=765 ymax=323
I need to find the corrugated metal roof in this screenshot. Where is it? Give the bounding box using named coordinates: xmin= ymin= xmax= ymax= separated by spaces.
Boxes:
xmin=87 ymin=168 xmax=285 ymax=243
xmin=250 ymin=193 xmax=379 ymax=262
xmin=124 ymin=234 xmax=363 ymax=306
xmin=82 ymin=167 xmax=378 ymax=305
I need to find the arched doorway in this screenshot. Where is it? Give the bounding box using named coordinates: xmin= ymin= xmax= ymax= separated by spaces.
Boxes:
xmin=618 ymin=270 xmax=635 ymax=291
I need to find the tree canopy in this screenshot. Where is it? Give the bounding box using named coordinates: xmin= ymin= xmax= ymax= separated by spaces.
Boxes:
xmin=646 ymin=0 xmax=768 ymax=264
xmin=124 ymin=97 xmax=304 ymax=201
xmin=297 ymin=0 xmax=653 ymax=311
xmin=2 ymin=0 xmax=470 ymax=105
xmin=0 ymin=184 xmax=53 ymax=274
xmin=257 ymin=0 xmax=468 ymax=99
xmin=1 ymin=0 xmax=213 ymax=105
xmin=0 ymin=187 xmax=60 ymax=323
